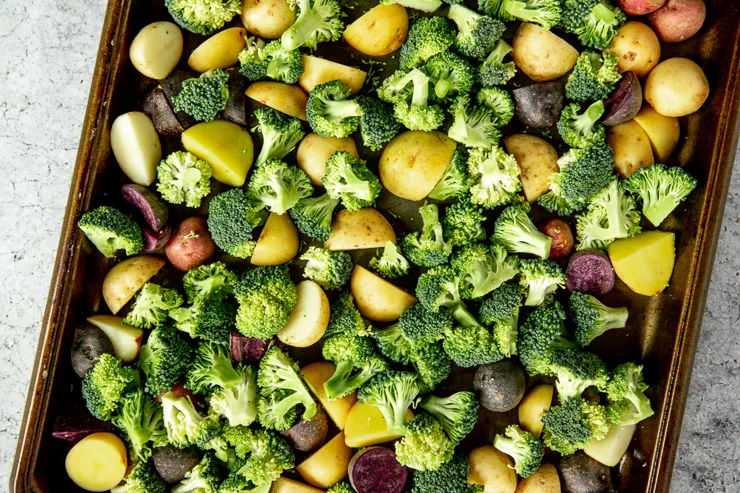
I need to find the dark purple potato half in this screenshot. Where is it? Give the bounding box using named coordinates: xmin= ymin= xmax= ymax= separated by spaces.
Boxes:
xmin=559 ymin=452 xmax=614 ymax=493
xmin=70 ymin=323 xmax=115 ymax=378
xmin=142 ymin=224 xmax=172 ymax=253
xmin=51 ymin=403 xmax=113 ymax=443
xmin=223 ymin=68 xmax=247 ymax=126
xmin=143 ymin=87 xmax=184 ymax=137
xmin=121 ymin=183 xmax=169 ymax=231
xmin=566 ymin=250 xmax=616 ymax=296
xmin=513 ymin=81 xmax=565 ymax=129
xmin=230 ymin=331 xmax=272 ymax=363
xmin=602 ymin=72 xmax=643 ymax=126
xmin=349 ymin=447 xmax=408 ymax=493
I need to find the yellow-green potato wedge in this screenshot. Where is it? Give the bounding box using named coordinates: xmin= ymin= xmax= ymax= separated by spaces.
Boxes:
xmin=246 ymin=81 xmax=309 ymax=121
xmin=102 ymin=255 xmax=165 ymax=315
xmin=343 ymin=4 xmax=409 ymax=56
xmin=277 ymin=281 xmax=330 ymax=347
xmin=270 ymin=476 xmax=325 ymax=493
xmin=297 ymin=133 xmax=359 ymax=186
xmin=606 ymin=21 xmax=661 ymax=78
xmin=606 ymin=119 xmax=655 ymax=178
xmin=86 ymin=315 xmax=144 ymax=363
xmin=468 ymin=445 xmax=518 ymax=493
xmin=633 ymin=104 xmax=681 ymax=162
xmin=297 ymin=433 xmax=354 ymax=488
xmin=608 ymin=231 xmax=676 ymax=296
xmin=518 ymin=384 xmax=554 ymax=438
xmin=350 ymin=265 xmax=416 ymax=322
xmin=188 ymin=27 xmax=247 ymax=72
xmin=584 ymin=423 xmax=636 ymax=467
xmin=110 ymin=112 xmax=162 ymax=186
xmin=182 ymin=120 xmax=254 ymax=187
xmin=129 ymin=22 xmax=183 ymax=80
xmin=503 ymin=134 xmax=558 ymax=202
xmin=344 ymin=401 xmax=413 ymax=448
xmin=515 ymin=464 xmax=561 ymax=493
xmin=65 ymin=432 xmax=128 ymax=492
xmin=379 ymin=130 xmax=457 ymax=201
xmin=512 ymin=23 xmax=579 ymax=82
xmin=299 ymin=56 xmax=367 ymax=95
xmin=644 ymin=57 xmax=710 ymax=117
xmin=325 ymin=208 xmax=396 ymax=251
xmin=242 ymin=0 xmax=296 ymax=39
xmin=300 ymin=362 xmax=358 ymax=430
xmin=252 ymin=213 xmax=300 ymax=266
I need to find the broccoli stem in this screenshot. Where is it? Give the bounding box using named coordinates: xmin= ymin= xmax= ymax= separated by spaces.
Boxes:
xmin=325 ymin=361 xmax=378 ymax=401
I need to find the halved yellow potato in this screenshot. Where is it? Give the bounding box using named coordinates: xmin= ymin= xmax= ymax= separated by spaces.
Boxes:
xmin=512 ymin=23 xmax=578 ymax=82
xmin=468 ymin=445 xmax=518 ymax=493
xmin=242 ymin=0 xmax=296 ymax=39
xmin=515 ymin=464 xmax=561 ymax=493
xmin=503 ymin=134 xmax=558 ymax=202
xmin=102 ymin=255 xmax=165 ymax=314
xmin=297 ymin=133 xmax=359 ymax=186
xmin=518 ymin=384 xmax=554 ymax=438
xmin=110 ymin=112 xmax=162 ymax=186
xmin=270 ymin=476 xmax=325 ymax=493
xmin=350 ymin=265 xmax=416 ymax=322
xmin=633 ymin=105 xmax=680 ymax=162
xmin=344 ymin=401 xmax=412 ymax=448
xmin=606 ymin=119 xmax=654 ymax=178
xmin=584 ymin=423 xmax=636 ymax=467
xmin=278 ymin=281 xmax=330 ymax=347
xmin=87 ymin=315 xmax=144 ymax=362
xmin=188 ymin=27 xmax=247 ymax=72
xmin=252 ymin=213 xmax=299 ymax=266
xmin=607 ymin=231 xmax=675 ymax=296
xmin=182 ymin=120 xmax=254 ymax=187
xmin=65 ymin=432 xmax=128 ymax=492
xmin=325 ymin=209 xmax=396 ymax=251
xmin=246 ymin=82 xmax=308 ymax=121
xmin=299 ymin=56 xmax=367 ymax=95
xmin=343 ymin=4 xmax=409 ymax=56
xmin=300 ymin=362 xmax=357 ymax=430
xmin=297 ymin=432 xmax=353 ymax=488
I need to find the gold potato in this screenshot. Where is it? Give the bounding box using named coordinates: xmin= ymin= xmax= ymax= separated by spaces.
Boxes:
xmin=129 ymin=22 xmax=183 ymax=80
xmin=503 ymin=134 xmax=559 ymax=202
xmin=512 ymin=23 xmax=579 ymax=82
xmin=606 ymin=21 xmax=661 ymax=78
xmin=515 ymin=464 xmax=561 ymax=493
xmin=297 ymin=133 xmax=359 ymax=186
xmin=518 ymin=384 xmax=554 ymax=438
xmin=252 ymin=213 xmax=300 ymax=265
xmin=188 ymin=27 xmax=247 ymax=72
xmin=644 ymin=57 xmax=710 ymax=117
xmin=270 ymin=476 xmax=325 ymax=493
xmin=343 ymin=4 xmax=409 ymax=56
xmin=277 ymin=281 xmax=330 ymax=347
xmin=297 ymin=432 xmax=354 ymax=488
xmin=299 ymin=56 xmax=367 ymax=95
xmin=300 ymin=362 xmax=358 ymax=430
xmin=242 ymin=0 xmax=296 ymax=39
xmin=344 ymin=401 xmax=412 ymax=448
xmin=102 ymin=255 xmax=165 ymax=314
xmin=110 ymin=112 xmax=162 ymax=186
xmin=325 ymin=208 xmax=396 ymax=251
xmin=468 ymin=445 xmax=518 ymax=493
xmin=606 ymin=120 xmax=655 ymax=178
xmin=633 ymin=105 xmax=680 ymax=162
xmin=182 ymin=120 xmax=254 ymax=187
xmin=65 ymin=432 xmax=128 ymax=492
xmin=246 ymin=82 xmax=309 ymax=121
xmin=584 ymin=423 xmax=636 ymax=467
xmin=350 ymin=265 xmax=416 ymax=322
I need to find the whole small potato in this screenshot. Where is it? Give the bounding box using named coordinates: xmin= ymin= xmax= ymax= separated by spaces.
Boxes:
xmin=281 ymin=406 xmax=329 ymax=452
xmin=152 ymin=445 xmax=201 ymax=483
xmin=166 ymin=217 xmax=216 ymax=271
xmin=606 ymin=21 xmax=661 ymax=78
xmin=644 ymin=57 xmax=709 ymax=117
xmin=242 ymin=0 xmax=296 ymax=39
xmin=129 ymin=22 xmax=183 ymax=80
xmin=648 ymin=0 xmax=706 ymax=43
xmin=606 ymin=119 xmax=655 ymax=177
xmin=538 ymin=219 xmax=574 ymax=260
xmin=618 ymin=0 xmax=665 ymax=15
xmin=71 ymin=323 xmax=115 ymax=378
xmin=512 ymin=23 xmax=579 ymax=82
xmin=343 ymin=4 xmax=409 ymax=56
xmin=474 ymin=360 xmax=526 ymax=413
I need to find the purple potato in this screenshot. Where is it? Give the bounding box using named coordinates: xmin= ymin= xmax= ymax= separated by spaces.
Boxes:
xmin=280 ymin=406 xmax=329 ymax=452
xmin=223 ymin=68 xmax=247 ymax=126
xmin=121 ymin=183 xmax=169 ymax=231
xmin=602 ymin=72 xmax=643 ymax=126
xmin=230 ymin=331 xmax=272 ymax=363
xmin=143 ymin=87 xmax=184 ymax=137
xmin=142 ymin=224 xmax=172 ymax=253
xmin=71 ymin=323 xmax=115 ymax=378
xmin=349 ymin=447 xmax=408 ymax=493
xmin=566 ymin=250 xmax=616 ymax=296
xmin=473 ymin=360 xmax=526 ymax=412
xmin=559 ymin=452 xmax=614 ymax=493
xmin=51 ymin=403 xmax=113 ymax=443
xmin=160 ymin=69 xmax=197 ymax=129
xmin=513 ymin=81 xmax=564 ymax=128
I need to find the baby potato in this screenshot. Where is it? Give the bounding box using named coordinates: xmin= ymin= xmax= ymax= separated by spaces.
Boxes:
xmin=351 ymin=265 xmax=416 ymax=322
xmin=512 ymin=23 xmax=579 ymax=82
xmin=242 ymin=0 xmax=296 ymax=39
xmin=644 ymin=57 xmax=709 ymax=117
xmin=299 ymin=56 xmax=367 ymax=95
xmin=245 ymin=81 xmax=308 ymax=121
xmin=503 ymin=134 xmax=559 ymax=202
xmin=633 ymin=104 xmax=680 ymax=162
xmin=606 ymin=120 xmax=655 ymax=178
xmin=515 ymin=464 xmax=561 ymax=493
xmin=468 ymin=445 xmax=518 ymax=493
xmin=65 ymin=432 xmax=128 ymax=492
xmin=251 ymin=212 xmax=300 ymax=266
xmin=297 ymin=133 xmax=359 ymax=186
xmin=343 ymin=4 xmax=409 ymax=56
xmin=188 ymin=27 xmax=247 ymax=72
xmin=518 ymin=384 xmax=554 ymax=438
xmin=111 ymin=112 xmax=162 ymax=186
xmin=648 ymin=0 xmax=706 ymax=43
xmin=129 ymin=22 xmax=183 ymax=80
xmin=325 ymin=209 xmax=396 ymax=251
xmin=606 ymin=21 xmax=661 ymax=78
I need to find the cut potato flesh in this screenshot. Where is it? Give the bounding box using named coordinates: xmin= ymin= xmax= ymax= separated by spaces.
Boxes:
xmin=325 ymin=208 xmax=396 ymax=251
xmin=102 ymin=255 xmax=165 ymax=314
xmin=86 ymin=315 xmax=144 ymax=362
xmin=518 ymin=384 xmax=554 ymax=438
xmin=300 ymin=362 xmax=357 ymax=430
xmin=277 ymin=281 xmax=330 ymax=347
xmin=584 ymin=423 xmax=636 ymax=467
xmin=607 ymin=231 xmax=675 ymax=296
xmin=110 ymin=112 xmax=162 ymax=186
xmin=297 ymin=432 xmax=353 ymax=488
xmin=182 ymin=120 xmax=254 ymax=187
xmin=188 ymin=27 xmax=247 ymax=72
xmin=350 ymin=265 xmax=416 ymax=322
xmin=252 ymin=213 xmax=300 ymax=266
xmin=65 ymin=432 xmax=128 ymax=492
xmin=344 ymin=401 xmax=412 ymax=448
xmin=245 ymin=82 xmax=308 ymax=121
xmin=299 ymin=55 xmax=367 ymax=95
xmin=270 ymin=476 xmax=325 ymax=493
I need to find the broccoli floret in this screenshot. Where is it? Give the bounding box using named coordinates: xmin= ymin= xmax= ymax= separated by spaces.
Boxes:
xmin=401 ymin=203 xmax=453 ymax=267
xmin=301 ymin=246 xmax=353 ymax=290
xmin=493 ymin=205 xmax=552 ymax=259
xmin=162 ymin=392 xmax=220 ymax=447
xmin=78 ymin=205 xmax=143 ymax=258
xmin=479 ymin=282 xmax=523 ymax=357
xmin=493 ymin=425 xmax=544 ymax=478
xmin=82 ymin=354 xmax=137 ymax=420
xmin=446 ymin=4 xmax=505 ymax=60
xmin=222 ymin=427 xmax=294 ymax=487
xmin=541 ymin=397 xmax=610 ymax=455
xmin=424 ymin=51 xmax=475 ymax=100
xmin=139 ymin=327 xmax=192 ymax=396
xmin=173 ymin=69 xmax=229 ymax=122
xmin=172 ymin=452 xmax=223 ymax=493
xmin=537 ymin=176 xmax=590 ymax=216
xmin=518 ymin=259 xmax=565 ymax=307
xmin=247 ymin=159 xmax=313 ymax=215
xmin=208 ymin=365 xmax=258 ymax=428
xmin=480 ymin=0 xmax=561 ymax=30
xmin=322 ymin=151 xmax=381 ymax=210
xmin=218 ymin=473 xmax=271 ymax=493
xmin=477 ymin=39 xmax=516 ymax=87
xmin=476 ymin=87 xmax=515 ymax=127
xmin=412 ymin=341 xmax=452 ymax=392
xmin=257 ymin=346 xmax=317 ymax=430
xmin=393 ymin=72 xmax=445 ymax=131
xmin=570 ymin=292 xmax=629 ymax=347
xmin=322 ymin=333 xmax=390 ymax=400
xmin=370 ymin=241 xmax=410 ymax=279
xmin=448 ymin=95 xmax=502 ymax=149
xmin=183 ymin=262 xmax=237 ymax=304
xmin=238 ymin=36 xmax=269 ymax=81
xmin=395 ymin=413 xmax=455 ymax=471
xmin=186 ymin=341 xmax=241 ymax=395
xmin=306 ymin=80 xmax=362 ymax=138
xmin=442 ymin=323 xmax=503 ymax=367
xmin=356 ymin=96 xmax=402 ymax=152
xmin=380 ymin=0 xmax=443 ymax=12
xmin=548 ymin=348 xmax=610 ymax=400
xmin=373 ymin=323 xmax=413 ymax=364
xmin=357 ymin=370 xmax=420 ymax=435
xmin=623 ymin=164 xmax=698 ymax=227
xmin=207 ymin=189 xmax=267 ymax=258
xmin=605 ymin=362 xmax=654 ymax=425
xmin=326 ymin=481 xmax=354 ymax=493
xmin=289 ymin=193 xmax=340 ymax=241
xmin=280 ymin=0 xmax=344 ymax=50
xmin=263 ymin=41 xmax=304 ymax=84
xmin=411 ymin=453 xmax=483 ymax=493
xmin=416 ymin=266 xmax=464 ymax=313
xmin=442 ymin=200 xmax=487 ymax=247
xmin=399 ymin=16 xmax=455 ymax=70
xmin=112 ymin=389 xmax=166 ymax=461
xmin=466 ymin=145 xmax=521 ymax=207
xmin=254 ymin=108 xmax=305 ymax=167
xmin=517 ymin=301 xmax=575 ymax=376
xmin=419 ymin=391 xmax=478 ymax=444
xmin=157 ymin=151 xmax=212 ymax=208
xmin=576 ymin=177 xmax=641 ymax=250
xmin=557 ymin=101 xmax=606 ymax=149
xmin=451 ymin=242 xmax=518 ymax=300
xmin=325 ymin=290 xmax=367 ymax=338
xmin=560 ymin=0 xmax=626 ymax=49
xmin=565 ymin=51 xmax=621 ymax=102
xmin=123 ymin=283 xmax=183 ymax=329
xmin=400 ymin=303 xmax=453 ymax=344
xmin=235 ymin=266 xmax=297 ymax=339
xmin=428 ymin=145 xmax=470 ymax=201
xmin=165 ymin=0 xmax=240 ymax=35
xmin=111 ymin=459 xmax=167 ymax=493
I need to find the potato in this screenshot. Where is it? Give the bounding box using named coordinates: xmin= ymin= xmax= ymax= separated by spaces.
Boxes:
xmin=282 ymin=406 xmax=329 ymax=452
xmin=618 ymin=0 xmax=666 ymax=15
xmin=102 ymin=255 xmax=165 ymax=314
xmin=644 ymin=58 xmax=709 ymax=117
xmin=344 ymin=401 xmax=412 ymax=448
xmin=152 ymin=445 xmax=201 ymax=484
xmin=512 ymin=82 xmax=565 ymax=129
xmin=129 ymin=22 xmax=183 ymax=80
xmin=607 ymin=231 xmax=675 ymax=296
xmin=65 ymin=432 xmax=128 ymax=492
xmin=252 ymin=213 xmax=300 ymax=265
xmin=515 ymin=464 xmax=561 ymax=493
xmin=584 ymin=424 xmax=636 ymax=467
xmin=300 ymin=362 xmax=358 ymax=430
xmin=633 ymin=105 xmax=680 ymax=162
xmin=271 ymin=477 xmax=325 ymax=493
xmin=512 ymin=23 xmax=578 ymax=82
xmin=71 ymin=323 xmax=115 ymax=378
xmin=111 ymin=112 xmax=162 ymax=186
xmin=503 ymin=134 xmax=559 ymax=202
xmin=379 ymin=130 xmax=457 ymax=200
xmin=468 ymin=445 xmax=518 ymax=493
xmin=297 ymin=432 xmax=354 ymax=488
xmin=245 ymin=81 xmax=309 ymax=121
xmin=606 ymin=22 xmax=661 ymax=78
xmin=300 ymin=56 xmax=367 ymax=95
xmin=602 ymin=72 xmax=643 ymax=126
xmin=351 ymin=265 xmax=416 ymax=322
xmin=605 ymin=120 xmax=655 ymax=178
xmin=343 ymin=4 xmax=409 ymax=56
xmin=242 ymin=0 xmax=296 ymax=39
xmin=538 ymin=220 xmax=574 ymax=261
xmin=182 ymin=120 xmax=254 ymax=186
xmin=648 ymin=0 xmax=706 ymax=43
xmin=297 ymin=133 xmax=359 ymax=186
xmin=166 ymin=217 xmax=216 ymax=271
xmin=87 ymin=315 xmax=144 ymax=363
xmin=277 ymin=281 xmax=330 ymax=347
xmin=325 ymin=208 xmax=396 ymax=251
xmin=188 ymin=27 xmax=247 ymax=72
xmin=518 ymin=384 xmax=554 ymax=438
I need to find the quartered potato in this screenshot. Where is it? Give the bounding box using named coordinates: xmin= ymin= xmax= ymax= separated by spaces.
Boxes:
xmin=181 ymin=120 xmax=254 ymax=187
xmin=343 ymin=4 xmax=409 ymax=56
xmin=350 ymin=265 xmax=416 ymax=322
xmin=129 ymin=22 xmax=183 ymax=80
xmin=110 ymin=112 xmax=162 ymax=186
xmin=325 ymin=208 xmax=396 ymax=251
xmin=188 ymin=27 xmax=247 ymax=72
xmin=245 ymin=81 xmax=309 ymax=120
xmin=299 ymin=55 xmax=367 ymax=95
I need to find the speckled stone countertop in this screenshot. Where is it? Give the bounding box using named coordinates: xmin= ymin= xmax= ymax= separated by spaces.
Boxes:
xmin=0 ymin=1 xmax=738 ymax=491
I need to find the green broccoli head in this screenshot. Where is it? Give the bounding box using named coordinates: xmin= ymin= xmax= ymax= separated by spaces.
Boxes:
xmin=324 ymin=290 xmax=367 ymax=338
xmin=448 ymin=95 xmax=502 ymax=150
xmin=401 ymin=203 xmax=453 ymax=267
xmin=416 ymin=266 xmax=464 ymax=313
xmin=623 ymin=163 xmax=697 ymax=227
xmin=186 ymin=341 xmax=241 ymax=395
xmin=235 ymin=266 xmax=297 ymax=339
xmin=327 ymin=481 xmax=354 ymax=493
xmin=306 ymin=80 xmax=362 ymax=138
xmin=493 ymin=425 xmax=545 ymax=478
xmin=560 ymin=0 xmax=626 ymax=49
xmin=247 ymin=159 xmax=314 ymax=215
xmin=447 ymin=4 xmax=505 ymax=60
xmin=420 ymin=391 xmax=479 ymax=444
xmin=170 ymin=294 xmax=237 ymax=344
xmin=257 ymin=346 xmax=317 ymax=430
xmin=493 ymin=205 xmax=552 ymax=259
xmin=78 ymin=206 xmax=143 ymax=258
xmin=412 ymin=341 xmax=452 ymax=392
xmin=477 ymin=39 xmax=516 ymax=87
xmin=165 ymin=0 xmax=240 ymax=35
xmin=301 ymin=246 xmax=353 ymax=291
xmin=123 ymin=283 xmax=184 ymax=329
xmin=157 ymin=151 xmax=212 ymax=208
xmin=356 ymin=96 xmax=403 ymax=151
xmin=542 ymin=397 xmax=610 ymax=455
xmin=209 ymin=365 xmax=259 ymax=428
xmin=399 ymin=16 xmax=455 ymax=70
xmin=399 ymin=303 xmax=453 ymax=344
xmin=517 ymin=301 xmax=575 ymax=376
xmin=183 ymin=261 xmax=238 ymax=303
xmin=395 ymin=413 xmax=455 ymax=471
xmin=373 ymin=324 xmax=415 ymax=365
xmin=161 ymin=392 xmax=221 ymax=448
xmin=322 ymin=333 xmax=390 ymax=400
xmin=480 ymin=0 xmax=561 ymax=30
xmin=575 ymin=176 xmax=641 ymax=250
xmin=369 ymin=241 xmax=410 ymax=280
xmin=112 ymin=389 xmax=167 ymax=461
xmin=411 ymin=453 xmax=483 ymax=493
xmin=238 ymin=36 xmax=269 ymax=81
xmin=424 ymin=51 xmax=475 ymax=101
xmin=565 ymin=51 xmax=621 ymax=102
xmin=357 ymin=370 xmax=420 ymax=435
xmin=139 ymin=326 xmax=193 ymax=396
xmin=82 ymin=354 xmax=138 ymax=420
xmin=605 ymin=362 xmax=654 ymax=425
xmin=110 ymin=459 xmax=167 ymax=493
xmin=465 ymin=146 xmax=522 ymax=208
xmin=254 ymin=108 xmax=306 ymax=167
xmin=451 ymin=242 xmax=518 ymax=300
xmin=264 ymin=41 xmax=305 ymax=84
xmin=289 ymin=193 xmax=340 ymax=241
xmin=393 ymin=80 xmax=445 ymax=131
xmin=428 ymin=145 xmax=470 ymax=202
xmin=171 ymin=452 xmax=223 ymax=493
xmin=570 ymin=291 xmax=629 ymax=347
xmin=442 ymin=323 xmax=503 ymax=367
xmin=479 ymin=282 xmax=523 ymax=357
xmin=173 ymin=69 xmax=230 ymax=122
xmin=280 ymin=0 xmax=345 ymax=50
xmin=322 ymin=151 xmax=382 ymax=211
xmin=537 ymin=174 xmax=591 ymax=217
xmin=518 ymin=259 xmax=566 ymax=307
xmin=548 ymin=348 xmax=610 ymax=400
xmin=222 ymin=427 xmax=295 ymax=487
xmin=477 ymin=87 xmax=515 ymax=127
xmin=557 ymin=101 xmax=606 ymax=149
xmin=442 ymin=200 xmax=486 ymax=247
xmin=207 ymin=188 xmax=267 ymax=258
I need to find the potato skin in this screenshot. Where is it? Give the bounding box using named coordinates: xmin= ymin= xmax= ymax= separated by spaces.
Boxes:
xmin=242 ymin=0 xmax=296 ymax=39
xmin=281 ymin=406 xmax=329 ymax=452
xmin=617 ymin=0 xmax=666 ymax=15
xmin=468 ymin=445 xmax=518 ymax=493
xmin=644 ymin=57 xmax=709 ymax=117
xmin=166 ymin=217 xmax=216 ymax=271
xmin=343 ymin=4 xmax=409 ymax=56
xmin=606 ymin=119 xmax=655 ymax=178
xmin=515 ymin=463 xmax=561 ymax=493
xmin=632 ymin=104 xmax=680 ymax=162
xmin=538 ymin=219 xmax=574 ymax=260
xmin=71 ymin=323 xmax=115 ymax=378
xmin=512 ymin=23 xmax=578 ymax=82
xmin=648 ymin=0 xmax=706 ymax=43
xmin=606 ymin=22 xmax=661 ymax=78
xmin=503 ymin=134 xmax=559 ymax=202
xmin=297 ymin=133 xmax=359 ymax=186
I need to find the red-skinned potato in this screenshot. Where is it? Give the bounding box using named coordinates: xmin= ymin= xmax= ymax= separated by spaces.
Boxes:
xmin=166 ymin=217 xmax=215 ymax=271
xmin=618 ymin=0 xmax=665 ymax=15
xmin=538 ymin=219 xmax=574 ymax=260
xmin=648 ymin=0 xmax=706 ymax=43
xmin=602 ymin=72 xmax=643 ymax=126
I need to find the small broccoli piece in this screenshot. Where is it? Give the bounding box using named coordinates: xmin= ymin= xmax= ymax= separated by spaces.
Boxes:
xmin=112 ymin=389 xmax=166 ymax=461
xmin=322 ymin=333 xmax=390 ymax=400
xmin=263 ymin=41 xmax=304 ymax=83
xmin=123 ymin=283 xmax=183 ymax=329
xmin=451 ymin=242 xmax=518 ymax=300
xmin=566 ymin=51 xmax=621 ymax=102
xmin=111 ymin=459 xmax=167 ymax=493
xmin=172 ymin=69 xmax=229 ymax=122
xmin=357 ymin=370 xmax=420 ymax=435
xmin=576 ymin=176 xmax=641 ymax=250
xmin=162 ymin=392 xmax=220 ymax=447
xmin=466 ymin=145 xmax=521 ymax=208
xmin=235 ymin=265 xmax=297 ymax=339
xmin=411 ymin=453 xmax=483 ymax=493
xmin=477 ymin=39 xmax=516 ymax=87
xmin=257 ymin=346 xmax=317 ymax=430
xmin=238 ymin=36 xmax=269 ymax=81
xmin=172 ymin=452 xmax=222 ymax=493
xmin=424 ymin=51 xmax=475 ymax=100
xmin=401 ymin=203 xmax=453 ymax=267
xmin=370 ymin=241 xmax=410 ymax=280
xmin=306 ymin=80 xmax=362 ymax=138
xmin=605 ymin=362 xmax=654 ymax=425
xmin=247 ymin=159 xmax=313 ymax=215
xmin=412 ymin=341 xmax=452 ymax=392
xmin=280 ymin=0 xmax=344 ymax=50
xmin=548 ymin=348 xmax=609 ymax=401
xmin=395 ymin=413 xmax=455 ymax=471
xmin=326 ymin=481 xmax=354 ymax=493
xmin=139 ymin=327 xmax=192 ymax=396
xmin=557 ymin=101 xmax=606 ymax=149
xmin=570 ymin=292 xmax=629 ymax=347
xmin=218 ymin=473 xmax=270 ymax=493
xmin=480 ymin=0 xmax=561 ymax=30
xmin=393 ymin=71 xmax=445 ymax=131
xmin=170 ymin=293 xmax=237 ymax=342
xmin=560 ymin=0 xmax=626 ymax=49
xmin=289 ymin=193 xmax=340 ymax=241
xmin=446 ymin=4 xmax=505 ymax=60
xmin=448 ymin=95 xmax=502 ymax=149
xmin=623 ymin=164 xmax=698 ymax=227
xmin=356 ymin=96 xmax=402 ymax=152
xmin=442 ymin=200 xmax=487 ymax=247
xmin=399 ymin=16 xmax=455 ymax=70
xmin=186 ymin=341 xmax=241 ymax=395
xmin=541 ymin=397 xmax=610 ymax=455
xmin=322 ymin=151 xmax=381 ymax=210
xmin=182 ymin=261 xmax=237 ymax=303
xmin=442 ymin=323 xmax=503 ymax=367
xmin=518 ymin=259 xmax=566 ymax=307
xmin=156 ymin=151 xmax=212 ymax=208
xmin=222 ymin=426 xmax=295 ymax=486
xmin=77 ymin=205 xmax=143 ymax=258
xmin=373 ymin=324 xmax=415 ymax=364
xmin=493 ymin=425 xmax=544 ymax=478
xmin=208 ymin=365 xmax=258 ymax=428
xmin=420 ymin=391 xmax=478 ymax=444
xmin=537 ymin=176 xmax=590 ymax=217
xmin=416 ymin=266 xmax=464 ymax=313
xmin=165 ymin=0 xmax=240 ymax=35
xmin=325 ymin=290 xmax=367 ymax=338
xmin=517 ymin=301 xmax=575 ymax=376
xmin=479 ymin=282 xmax=523 ymax=357
xmin=429 ymin=145 xmax=469 ymax=202
xmin=476 ymin=87 xmax=515 ymax=127
xmin=301 ymin=246 xmax=353 ymax=290
xmin=381 ymin=0 xmax=443 ymax=11
xmin=207 ymin=188 xmax=267 ymax=258
xmin=493 ymin=205 xmax=553 ymax=259
xmin=254 ymin=108 xmax=305 ymax=167
xmin=400 ymin=303 xmax=453 ymax=345
xmin=82 ymin=354 xmax=137 ymax=420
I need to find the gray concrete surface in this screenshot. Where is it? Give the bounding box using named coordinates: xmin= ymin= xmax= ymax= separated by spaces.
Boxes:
xmin=0 ymin=1 xmax=737 ymax=491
